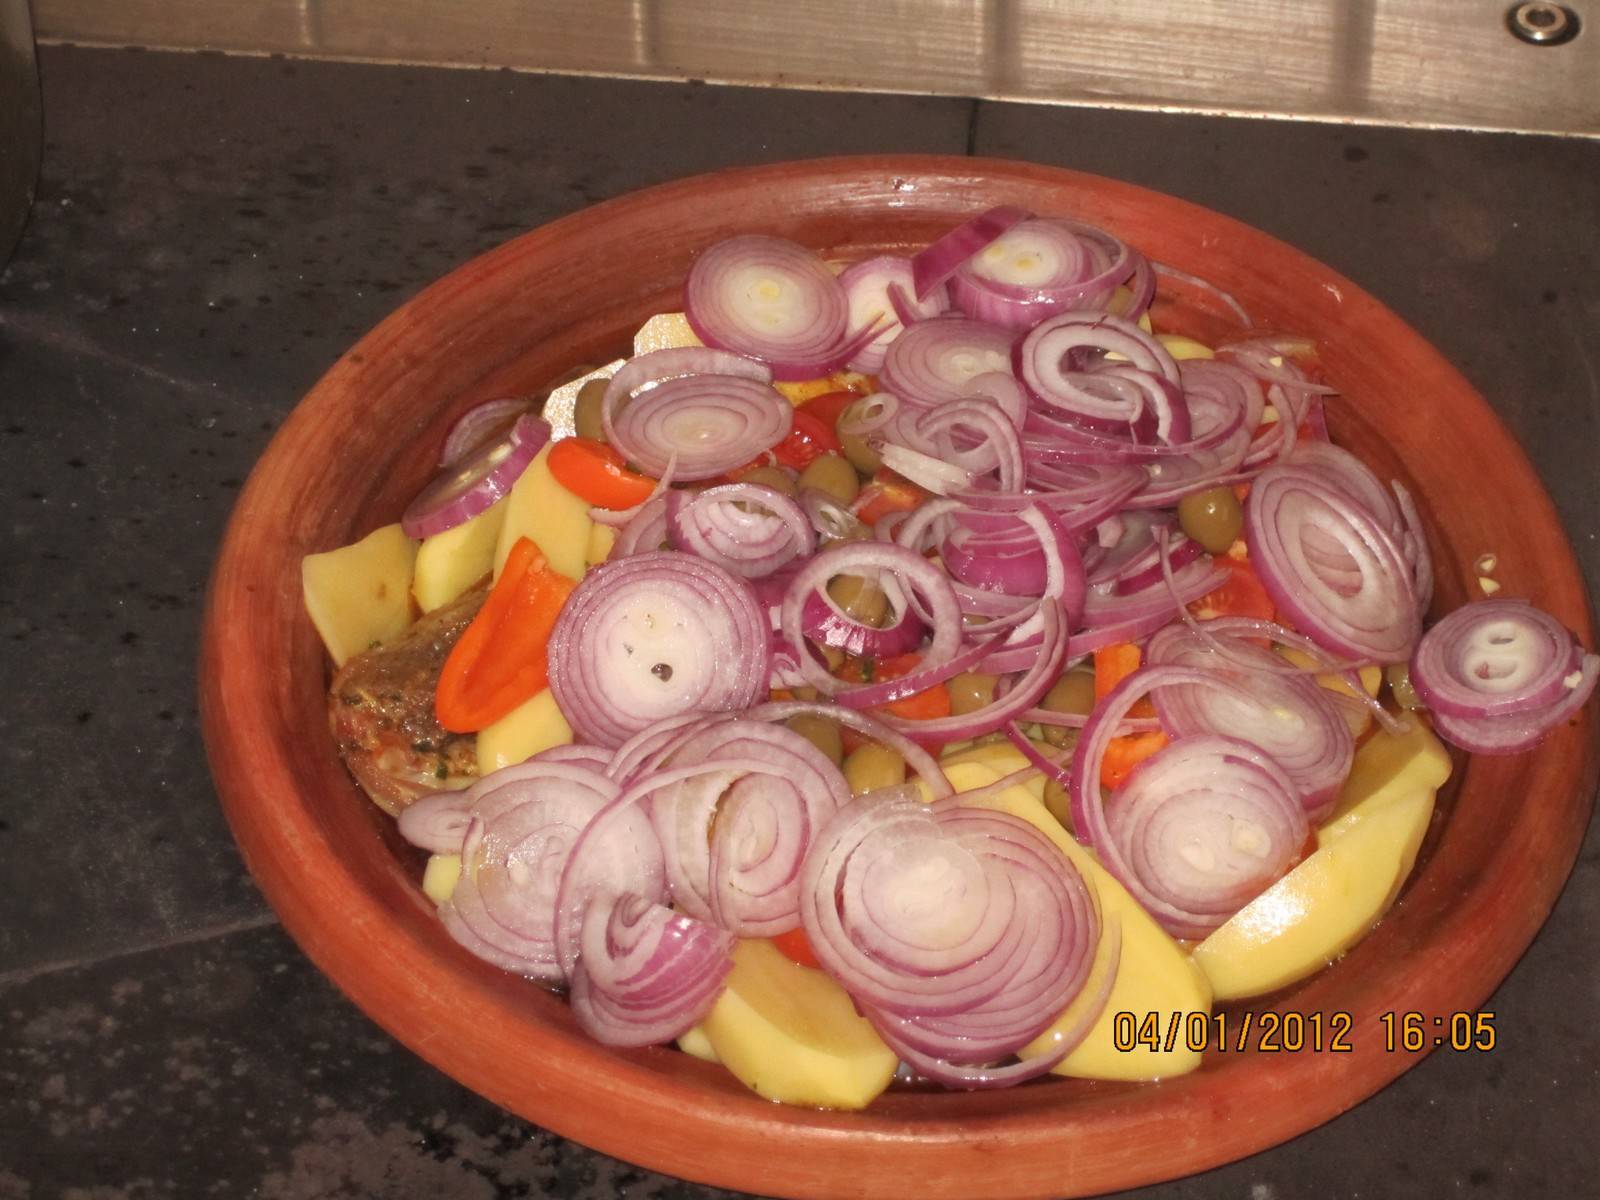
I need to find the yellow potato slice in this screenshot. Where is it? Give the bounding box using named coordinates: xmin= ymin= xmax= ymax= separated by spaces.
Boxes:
xmin=700 ymin=939 xmax=898 ymax=1110
xmin=1191 ymin=722 xmax=1450 ymax=1001
xmin=422 ymin=853 xmax=462 ymax=906
xmin=493 ymin=442 xmax=593 ymax=582
xmin=301 ymin=522 xmax=419 ymax=666
xmin=1156 ymin=333 xmax=1215 ymax=361
xmin=412 ymin=497 xmax=507 ymax=613
xmin=475 ymin=688 xmax=573 ymax=774
xmin=944 ymin=762 xmax=1212 ymax=1081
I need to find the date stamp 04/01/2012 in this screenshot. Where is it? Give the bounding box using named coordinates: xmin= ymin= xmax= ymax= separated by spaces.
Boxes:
xmin=1112 ymin=1010 xmax=1498 ymax=1055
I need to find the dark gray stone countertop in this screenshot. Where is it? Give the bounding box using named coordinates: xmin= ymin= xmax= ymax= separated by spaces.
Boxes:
xmin=2 ymin=44 xmax=1597 ymax=1200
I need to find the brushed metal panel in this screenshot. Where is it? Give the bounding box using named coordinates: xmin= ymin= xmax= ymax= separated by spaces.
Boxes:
xmin=31 ymin=0 xmax=1600 ymax=136
xmin=1 ymin=0 xmax=41 ymax=266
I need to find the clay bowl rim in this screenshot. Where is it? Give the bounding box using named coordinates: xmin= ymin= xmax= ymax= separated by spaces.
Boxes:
xmin=199 ymin=154 xmax=1598 ymax=1200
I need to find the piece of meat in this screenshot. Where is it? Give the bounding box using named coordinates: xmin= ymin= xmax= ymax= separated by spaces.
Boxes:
xmin=328 ymin=583 xmax=487 ymax=816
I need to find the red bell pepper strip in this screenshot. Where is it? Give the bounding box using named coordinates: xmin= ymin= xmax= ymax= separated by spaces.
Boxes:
xmin=435 ymin=537 xmax=577 ymax=732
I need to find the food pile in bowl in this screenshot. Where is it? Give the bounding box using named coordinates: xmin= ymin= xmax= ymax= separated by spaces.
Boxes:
xmin=301 ymin=206 xmax=1598 ymax=1109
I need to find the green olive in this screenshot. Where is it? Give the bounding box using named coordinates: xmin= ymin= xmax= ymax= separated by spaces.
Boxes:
xmin=1043 ymin=777 xmax=1074 ymax=831
xmin=797 ymin=453 xmax=860 ymax=505
xmin=839 ymin=400 xmax=883 ymax=476
xmin=827 ymin=574 xmax=890 ymax=628
xmin=1177 ymin=485 xmax=1244 ymax=555
xmin=814 ymin=642 xmax=846 ymax=672
xmin=736 ymin=464 xmax=797 ymax=497
xmin=785 ymin=714 xmax=844 ymax=766
xmin=1039 ymin=667 xmax=1096 ymax=746
xmin=572 ymin=377 xmax=610 ymax=442
xmin=1386 ymin=662 xmax=1423 ymax=711
xmin=948 ymin=671 xmax=1000 ymax=716
xmin=843 ymin=741 xmax=906 ymax=796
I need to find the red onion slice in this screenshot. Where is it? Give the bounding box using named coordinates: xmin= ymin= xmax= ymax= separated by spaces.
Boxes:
xmin=647 ymin=718 xmax=850 ymax=937
xmin=947 ymin=218 xmax=1134 ymax=330
xmin=401 ymin=413 xmax=551 ymax=538
xmin=1246 ymin=459 xmax=1420 ymax=661
xmin=801 ymin=579 xmax=926 ymax=659
xmin=436 ymin=760 xmax=645 ymax=982
xmin=880 ymin=318 xmax=1016 ymax=409
xmin=609 ymin=495 xmax=670 ymax=559
xmin=778 ymin=541 xmax=964 ymax=698
xmin=1019 ymin=312 xmax=1180 ymax=426
xmin=800 ymin=790 xmax=1100 ymax=1086
xmin=839 ymin=255 xmax=948 ymax=372
xmin=609 ymin=373 xmax=792 ymax=482
xmin=548 ymin=551 xmax=771 ymax=748
xmin=397 ymin=789 xmax=475 ymax=855
xmin=567 ymin=891 xmax=735 ymax=1048
xmin=439 ymin=397 xmax=529 ymax=468
xmin=911 ymin=205 xmax=1031 ymax=300
xmin=1410 ymin=599 xmax=1599 ymax=753
xmin=685 ymin=235 xmax=872 ymax=380
xmin=1071 ymin=665 xmax=1309 ymax=939
xmin=666 ymin=482 xmax=815 ymax=579
xmin=1146 ymin=623 xmax=1354 ymax=818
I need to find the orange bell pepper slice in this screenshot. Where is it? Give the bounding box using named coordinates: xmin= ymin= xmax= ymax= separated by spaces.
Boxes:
xmin=547 ymin=437 xmax=659 ymax=510
xmin=435 ymin=537 xmax=577 ymax=733
xmin=772 ymin=926 xmax=823 ymax=969
xmin=854 ymin=470 xmax=930 ymax=527
xmin=836 ymin=651 xmax=952 ymax=721
xmin=1189 ymin=554 xmax=1275 ymax=623
xmin=1092 ymin=642 xmax=1168 ymax=788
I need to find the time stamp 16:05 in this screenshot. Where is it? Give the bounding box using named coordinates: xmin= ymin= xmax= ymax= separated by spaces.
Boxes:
xmin=1112 ymin=1010 xmax=1498 ymax=1054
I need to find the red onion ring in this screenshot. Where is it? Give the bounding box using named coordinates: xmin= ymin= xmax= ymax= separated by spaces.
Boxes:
xmin=402 ymin=413 xmax=550 ymax=539
xmin=1071 ymin=665 xmax=1309 ymax=939
xmin=1245 ymin=458 xmax=1420 ymax=661
xmin=799 ymin=789 xmax=1100 ymax=1085
xmin=548 ymin=551 xmax=770 ymax=748
xmin=880 ymin=318 xmax=1016 ymax=409
xmin=948 ymin=218 xmax=1134 ymax=330
xmin=778 ymin=541 xmax=964 ymax=698
xmin=839 ymin=255 xmax=948 ymax=372
xmin=1411 ymin=599 xmax=1599 ymax=753
xmin=1146 ymin=623 xmax=1354 ymax=818
xmin=685 ymin=235 xmax=878 ymax=380
xmin=439 ymin=397 xmax=528 ymax=468
xmin=568 ymin=891 xmax=735 ymax=1048
xmin=646 ymin=717 xmax=850 ymax=937
xmin=666 ymin=482 xmax=815 ymax=579
xmin=911 ymin=204 xmax=1031 ymax=300
xmin=437 ymin=760 xmax=651 ymax=983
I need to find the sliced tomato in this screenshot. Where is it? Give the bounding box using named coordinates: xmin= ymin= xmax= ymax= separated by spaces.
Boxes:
xmin=855 ymin=470 xmax=929 ymax=527
xmin=1190 ymin=554 xmax=1275 ymax=622
xmin=769 ymin=407 xmax=842 ymax=471
xmin=772 ymin=926 xmax=822 ymax=969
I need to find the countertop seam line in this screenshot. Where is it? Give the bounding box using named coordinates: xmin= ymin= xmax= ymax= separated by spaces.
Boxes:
xmin=0 ymin=911 xmax=280 ymax=990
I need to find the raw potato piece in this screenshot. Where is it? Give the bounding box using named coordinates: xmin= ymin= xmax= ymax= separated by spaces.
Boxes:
xmin=700 ymin=939 xmax=898 ymax=1110
xmin=476 ymin=688 xmax=574 ymax=774
xmin=412 ymin=498 xmax=508 ymax=613
xmin=1191 ymin=721 xmax=1451 ymax=1001
xmin=302 ymin=523 xmax=419 ymax=666
xmin=944 ymin=762 xmax=1213 ymax=1082
xmin=422 ymin=853 xmax=462 ymax=905
xmin=585 ymin=522 xmax=616 ymax=568
xmin=493 ymin=442 xmax=594 ymax=582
